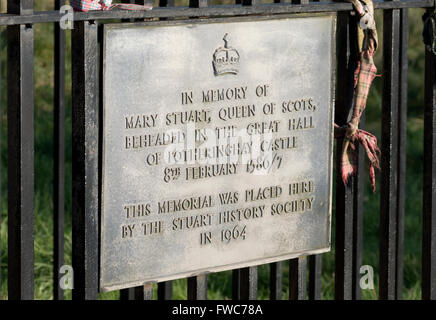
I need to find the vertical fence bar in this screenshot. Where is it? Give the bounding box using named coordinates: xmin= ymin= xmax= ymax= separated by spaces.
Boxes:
xmin=133 ymin=286 xmax=145 ymax=300
xmin=190 ymin=0 xmax=208 ymax=7
xmin=232 ymin=267 xmax=258 ymax=300
xmin=240 ymin=267 xmax=258 ymax=300
xmin=0 ymin=0 xmax=2 ymax=299
xmin=159 ymin=0 xmax=175 ymax=6
xmin=7 ymin=0 xmax=34 ymax=300
xmin=233 ymin=0 xmax=259 ymax=301
xmin=289 ymin=256 xmax=307 ymax=300
xmin=143 ymin=283 xmax=154 ymax=300
xmin=53 ymin=0 xmax=66 ymax=301
xmin=119 ymin=288 xmax=135 ymax=299
xmin=289 ymin=257 xmax=307 ymax=300
xmin=120 ymin=284 xmax=152 ymax=300
xmin=380 ymin=5 xmax=401 ymax=300
xmin=309 ymin=255 xmax=322 ymax=300
xmin=72 ymin=20 xmax=100 ymax=300
xmin=291 ymin=0 xmax=309 ymax=4
xmin=270 ymin=262 xmax=282 ymax=300
xmin=423 ymin=8 xmax=436 ymax=301
xmin=158 ymin=281 xmax=173 ymax=300
xmin=121 ymin=284 xmax=153 ymax=300
xmin=185 ymin=0 xmax=211 ymax=301
xmin=232 ymin=269 xmax=241 ymax=299
xmin=232 ymin=0 xmax=241 ymax=300
xmin=335 ymin=11 xmax=355 ymax=301
xmin=395 ymin=8 xmax=408 ymax=300
xmin=155 ymin=0 xmax=174 ymax=300
xmin=130 ymin=283 xmax=153 ymax=300
xmin=136 ymin=0 xmax=150 ymax=5
xmin=352 ymin=114 xmax=365 ymax=300
xmin=334 ymin=11 xmax=363 ymax=300
xmin=242 ymin=0 xmax=258 ymax=5
xmin=188 ymin=275 xmax=208 ymax=300
xmin=120 ymin=289 xmax=135 ymax=300
xmin=268 ymin=1 xmax=285 ymax=301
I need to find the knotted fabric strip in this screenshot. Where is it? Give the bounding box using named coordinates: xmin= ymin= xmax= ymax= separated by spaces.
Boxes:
xmin=337 ymin=0 xmax=381 ymax=192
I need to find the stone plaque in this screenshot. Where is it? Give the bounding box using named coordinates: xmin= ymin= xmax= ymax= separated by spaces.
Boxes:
xmin=101 ymin=14 xmax=336 ymax=292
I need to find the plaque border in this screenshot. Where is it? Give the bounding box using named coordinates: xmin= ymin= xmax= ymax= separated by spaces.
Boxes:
xmin=99 ymin=12 xmax=337 ymax=292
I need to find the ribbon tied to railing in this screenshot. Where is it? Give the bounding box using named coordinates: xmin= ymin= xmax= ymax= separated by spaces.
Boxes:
xmin=335 ymin=0 xmax=381 ymax=192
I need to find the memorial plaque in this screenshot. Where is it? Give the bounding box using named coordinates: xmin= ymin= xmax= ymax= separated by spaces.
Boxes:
xmin=101 ymin=14 xmax=336 ymax=292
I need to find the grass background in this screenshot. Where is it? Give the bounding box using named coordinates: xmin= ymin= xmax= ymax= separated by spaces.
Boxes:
xmin=0 ymin=0 xmax=428 ymax=300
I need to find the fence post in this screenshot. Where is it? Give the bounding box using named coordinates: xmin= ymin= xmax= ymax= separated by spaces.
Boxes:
xmin=289 ymin=257 xmax=307 ymax=300
xmin=183 ymin=0 xmax=211 ymax=301
xmin=53 ymin=0 xmax=66 ymax=301
xmin=423 ymin=7 xmax=436 ymax=300
xmin=72 ymin=20 xmax=100 ymax=300
xmin=0 ymin=0 xmax=3 ymax=299
xmin=233 ymin=267 xmax=258 ymax=300
xmin=395 ymin=8 xmax=408 ymax=300
xmin=240 ymin=267 xmax=258 ymax=300
xmin=7 ymin=0 xmax=35 ymax=301
xmin=268 ymin=0 xmax=286 ymax=302
xmin=380 ymin=4 xmax=406 ymax=300
xmin=155 ymin=0 xmax=175 ymax=301
xmin=188 ymin=275 xmax=208 ymax=300
xmin=232 ymin=269 xmax=241 ymax=299
xmin=270 ymin=262 xmax=282 ymax=300
xmin=291 ymin=0 xmax=309 ymax=4
xmin=309 ymin=255 xmax=323 ymax=300
xmin=334 ymin=11 xmax=364 ymax=300
xmin=156 ymin=0 xmax=176 ymax=302
xmin=158 ymin=281 xmax=173 ymax=300
xmin=229 ymin=0 xmax=260 ymax=301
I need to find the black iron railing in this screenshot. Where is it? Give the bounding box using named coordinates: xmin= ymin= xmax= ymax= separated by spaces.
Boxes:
xmin=0 ymin=0 xmax=435 ymax=300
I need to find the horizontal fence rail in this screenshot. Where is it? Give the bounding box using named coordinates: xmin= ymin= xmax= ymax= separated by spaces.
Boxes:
xmin=0 ymin=0 xmax=435 ymax=301
xmin=0 ymin=0 xmax=434 ymax=26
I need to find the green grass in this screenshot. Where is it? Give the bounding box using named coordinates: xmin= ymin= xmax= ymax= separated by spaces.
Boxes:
xmin=0 ymin=2 xmax=429 ymax=300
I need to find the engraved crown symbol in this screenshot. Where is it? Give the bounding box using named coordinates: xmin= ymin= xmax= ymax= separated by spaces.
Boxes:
xmin=212 ymin=33 xmax=240 ymax=76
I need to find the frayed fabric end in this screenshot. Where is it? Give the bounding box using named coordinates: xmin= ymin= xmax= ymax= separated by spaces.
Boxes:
xmin=335 ymin=124 xmax=381 ymax=192
xmin=341 ymin=163 xmax=355 ymax=187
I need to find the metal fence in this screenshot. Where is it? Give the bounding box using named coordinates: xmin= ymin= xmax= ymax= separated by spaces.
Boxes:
xmin=0 ymin=0 xmax=435 ymax=300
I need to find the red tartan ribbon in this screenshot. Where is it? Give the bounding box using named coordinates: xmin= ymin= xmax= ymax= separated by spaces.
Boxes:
xmin=336 ymin=53 xmax=380 ymax=191
xmin=351 ymin=52 xmax=378 ymax=124
xmin=335 ymin=0 xmax=381 ymax=192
